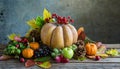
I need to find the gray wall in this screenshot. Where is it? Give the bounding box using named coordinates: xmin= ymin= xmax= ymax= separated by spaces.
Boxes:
xmin=0 ymin=0 xmax=120 ymax=44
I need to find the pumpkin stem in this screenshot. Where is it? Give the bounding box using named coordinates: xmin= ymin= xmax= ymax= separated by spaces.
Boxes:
xmin=27 ymin=42 xmax=30 ymax=48
xmin=32 ymin=37 xmax=35 ymax=42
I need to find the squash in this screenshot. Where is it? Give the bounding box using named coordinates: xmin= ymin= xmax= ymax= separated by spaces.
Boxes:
xmin=22 ymin=48 xmax=34 ymax=58
xmin=85 ymin=43 xmax=97 ymax=56
xmin=30 ymin=42 xmax=39 ymax=50
xmin=41 ymin=23 xmax=78 ymax=49
xmin=29 ymin=38 xmax=40 ymax=50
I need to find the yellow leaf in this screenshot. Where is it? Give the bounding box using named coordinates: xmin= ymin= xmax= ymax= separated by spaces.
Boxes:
xmin=27 ymin=19 xmax=39 ymax=29
xmin=7 ymin=33 xmax=20 ymax=40
xmin=38 ymin=61 xmax=51 ymax=69
xmin=43 ymin=8 xmax=51 ymax=20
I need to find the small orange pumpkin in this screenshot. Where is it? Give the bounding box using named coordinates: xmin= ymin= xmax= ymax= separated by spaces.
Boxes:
xmin=22 ymin=48 xmax=34 ymax=58
xmin=30 ymin=42 xmax=39 ymax=50
xmin=29 ymin=38 xmax=40 ymax=50
xmin=85 ymin=43 xmax=97 ymax=56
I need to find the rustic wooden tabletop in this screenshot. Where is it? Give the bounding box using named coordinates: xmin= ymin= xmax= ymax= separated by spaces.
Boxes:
xmin=0 ymin=44 xmax=120 ymax=69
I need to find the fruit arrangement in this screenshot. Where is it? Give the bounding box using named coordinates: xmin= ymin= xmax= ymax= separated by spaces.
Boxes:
xmin=0 ymin=8 xmax=120 ymax=69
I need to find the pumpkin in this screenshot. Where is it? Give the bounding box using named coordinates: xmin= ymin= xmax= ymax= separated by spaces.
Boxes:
xmin=41 ymin=23 xmax=78 ymax=49
xmin=30 ymin=42 xmax=39 ymax=50
xmin=85 ymin=43 xmax=97 ymax=56
xmin=22 ymin=48 xmax=34 ymax=58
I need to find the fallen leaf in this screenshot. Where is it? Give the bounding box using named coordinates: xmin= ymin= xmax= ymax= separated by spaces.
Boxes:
xmin=86 ymin=56 xmax=95 ymax=59
xmin=0 ymin=55 xmax=13 ymax=61
xmin=37 ymin=61 xmax=51 ymax=69
xmin=25 ymin=60 xmax=35 ymax=67
xmin=34 ymin=56 xmax=51 ymax=62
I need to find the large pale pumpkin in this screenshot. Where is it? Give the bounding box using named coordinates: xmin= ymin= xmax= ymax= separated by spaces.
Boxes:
xmin=41 ymin=23 xmax=78 ymax=49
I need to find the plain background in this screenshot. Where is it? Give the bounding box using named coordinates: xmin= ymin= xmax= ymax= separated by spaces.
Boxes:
xmin=0 ymin=0 xmax=120 ymax=44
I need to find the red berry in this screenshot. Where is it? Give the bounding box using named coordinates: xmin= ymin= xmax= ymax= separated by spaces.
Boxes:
xmin=23 ymin=38 xmax=28 ymax=42
xmin=52 ymin=13 xmax=57 ymax=17
xmin=67 ymin=16 xmax=71 ymax=19
xmin=62 ymin=17 xmax=68 ymax=24
xmin=70 ymin=19 xmax=74 ymax=23
xmin=45 ymin=18 xmax=49 ymax=23
xmin=20 ymin=58 xmax=25 ymax=63
xmin=95 ymin=56 xmax=100 ymax=61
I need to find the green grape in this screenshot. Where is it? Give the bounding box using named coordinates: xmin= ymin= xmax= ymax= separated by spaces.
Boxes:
xmin=9 ymin=46 xmax=16 ymax=50
xmin=15 ymin=49 xmax=21 ymax=55
xmin=53 ymin=48 xmax=59 ymax=54
xmin=51 ymin=52 xmax=56 ymax=57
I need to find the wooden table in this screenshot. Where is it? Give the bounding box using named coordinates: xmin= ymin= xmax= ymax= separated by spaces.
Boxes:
xmin=0 ymin=44 xmax=120 ymax=69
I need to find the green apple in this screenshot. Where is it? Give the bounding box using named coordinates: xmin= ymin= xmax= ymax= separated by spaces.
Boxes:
xmin=62 ymin=48 xmax=74 ymax=59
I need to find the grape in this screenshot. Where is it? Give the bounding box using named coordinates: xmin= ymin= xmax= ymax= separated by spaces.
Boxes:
xmin=15 ymin=49 xmax=21 ymax=55
xmin=53 ymin=48 xmax=59 ymax=54
xmin=34 ymin=45 xmax=51 ymax=58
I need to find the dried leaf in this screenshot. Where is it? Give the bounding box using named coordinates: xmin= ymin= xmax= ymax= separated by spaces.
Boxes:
xmin=25 ymin=60 xmax=35 ymax=67
xmin=87 ymin=56 xmax=95 ymax=59
xmin=37 ymin=61 xmax=51 ymax=69
xmin=96 ymin=54 xmax=108 ymax=58
xmin=78 ymin=56 xmax=86 ymax=61
xmin=106 ymin=49 xmax=119 ymax=56
xmin=0 ymin=55 xmax=13 ymax=61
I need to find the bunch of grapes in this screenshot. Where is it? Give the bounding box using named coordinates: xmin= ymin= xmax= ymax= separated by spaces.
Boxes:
xmin=34 ymin=44 xmax=51 ymax=58
xmin=4 ymin=37 xmax=28 ymax=56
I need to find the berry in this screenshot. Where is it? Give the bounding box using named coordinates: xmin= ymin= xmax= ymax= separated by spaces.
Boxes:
xmin=70 ymin=19 xmax=74 ymax=23
xmin=23 ymin=38 xmax=28 ymax=43
xmin=95 ymin=56 xmax=100 ymax=61
xmin=45 ymin=18 xmax=49 ymax=23
xmin=20 ymin=58 xmax=25 ymax=63
xmin=34 ymin=44 xmax=51 ymax=57
xmin=52 ymin=13 xmax=57 ymax=18
xmin=67 ymin=16 xmax=71 ymax=19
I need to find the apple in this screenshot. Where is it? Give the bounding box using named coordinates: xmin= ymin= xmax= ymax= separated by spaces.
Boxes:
xmin=62 ymin=48 xmax=74 ymax=59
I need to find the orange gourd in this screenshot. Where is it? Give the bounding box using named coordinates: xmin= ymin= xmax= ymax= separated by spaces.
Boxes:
xmin=29 ymin=38 xmax=40 ymax=50
xmin=41 ymin=23 xmax=78 ymax=49
xmin=22 ymin=48 xmax=34 ymax=58
xmin=85 ymin=43 xmax=97 ymax=56
xmin=30 ymin=42 xmax=39 ymax=50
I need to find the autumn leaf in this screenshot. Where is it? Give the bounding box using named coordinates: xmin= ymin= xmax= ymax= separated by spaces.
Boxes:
xmin=37 ymin=61 xmax=51 ymax=69
xmin=43 ymin=8 xmax=51 ymax=20
xmin=0 ymin=55 xmax=13 ymax=61
xmin=7 ymin=33 xmax=20 ymax=40
xmin=27 ymin=19 xmax=39 ymax=29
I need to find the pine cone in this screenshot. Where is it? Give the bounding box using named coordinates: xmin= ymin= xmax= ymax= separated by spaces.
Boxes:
xmin=28 ymin=28 xmax=41 ymax=42
xmin=74 ymin=46 xmax=86 ymax=59
xmin=74 ymin=40 xmax=86 ymax=59
xmin=75 ymin=40 xmax=85 ymax=47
